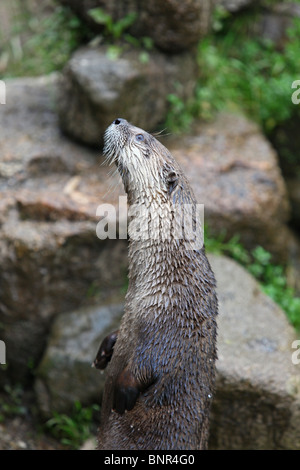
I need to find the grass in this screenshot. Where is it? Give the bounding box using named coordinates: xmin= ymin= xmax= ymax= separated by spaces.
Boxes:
xmin=166 ymin=8 xmax=300 ymax=139
xmin=1 ymin=5 xmax=90 ymax=78
xmin=45 ymin=401 xmax=100 ymax=449
xmin=205 ymin=229 xmax=300 ymax=331
xmin=88 ymin=7 xmax=137 ymax=40
xmin=1 ymin=4 xmax=153 ymax=78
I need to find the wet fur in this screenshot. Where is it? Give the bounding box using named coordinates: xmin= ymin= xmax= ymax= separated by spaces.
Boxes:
xmin=98 ymin=119 xmax=218 ymax=450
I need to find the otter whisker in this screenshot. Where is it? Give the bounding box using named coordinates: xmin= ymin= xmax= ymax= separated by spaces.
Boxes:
xmin=152 ymin=128 xmax=171 ymax=138
xmin=102 ymin=169 xmax=123 ymax=200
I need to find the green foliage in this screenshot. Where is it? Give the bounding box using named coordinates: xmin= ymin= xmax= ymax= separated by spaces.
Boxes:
xmin=165 ymin=94 xmax=195 ymax=133
xmin=0 ymin=384 xmax=27 ymax=422
xmin=3 ymin=6 xmax=89 ymax=77
xmin=88 ymin=8 xmax=137 ymax=40
xmin=46 ymin=401 xmax=100 ymax=449
xmin=88 ymin=8 xmax=153 ymax=61
xmin=166 ymin=12 xmax=300 ymax=133
xmin=205 ymin=229 xmax=300 ymax=330
xmin=197 ymin=21 xmax=300 ymax=132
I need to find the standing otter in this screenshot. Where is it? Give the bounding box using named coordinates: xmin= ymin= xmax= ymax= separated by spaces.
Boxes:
xmin=96 ymin=118 xmax=218 ymax=450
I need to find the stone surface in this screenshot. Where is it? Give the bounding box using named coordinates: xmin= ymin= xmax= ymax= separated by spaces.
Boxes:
xmin=57 ymin=45 xmax=198 ymax=146
xmin=0 ymin=75 xmax=128 ymax=383
xmin=58 ymin=0 xmax=214 ymax=52
xmin=250 ymin=2 xmax=300 ymax=48
xmin=34 ymin=254 xmax=300 ymax=449
xmin=168 ymin=113 xmax=295 ymax=264
xmin=208 ymin=254 xmax=300 ymax=450
xmin=219 ymin=0 xmax=259 ymax=12
xmin=219 ymin=1 xmax=300 ymax=49
xmin=35 ymin=303 xmax=123 ymax=417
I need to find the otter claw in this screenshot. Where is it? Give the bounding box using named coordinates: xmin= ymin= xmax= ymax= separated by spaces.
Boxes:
xmin=93 ymin=330 xmax=118 ymax=370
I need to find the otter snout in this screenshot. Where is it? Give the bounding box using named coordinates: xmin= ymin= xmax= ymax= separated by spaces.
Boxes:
xmin=112 ymin=118 xmax=128 ymax=126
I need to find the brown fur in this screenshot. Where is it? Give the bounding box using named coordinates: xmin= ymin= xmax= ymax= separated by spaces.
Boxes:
xmin=97 ymin=118 xmax=218 ymax=450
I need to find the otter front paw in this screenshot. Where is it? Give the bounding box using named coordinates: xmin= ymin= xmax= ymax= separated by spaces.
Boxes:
xmin=113 ymin=369 xmax=140 ymax=414
xmin=92 ymin=330 xmax=118 ymax=370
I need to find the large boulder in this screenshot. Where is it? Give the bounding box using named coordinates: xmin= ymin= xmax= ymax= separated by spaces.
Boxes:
xmin=57 ymin=45 xmax=198 ymax=146
xmin=286 ymin=177 xmax=300 ymax=231
xmin=168 ymin=113 xmax=296 ymax=265
xmin=35 ymin=303 xmax=124 ymax=416
xmin=58 ymin=0 xmax=214 ymax=52
xmin=208 ymin=254 xmax=300 ymax=450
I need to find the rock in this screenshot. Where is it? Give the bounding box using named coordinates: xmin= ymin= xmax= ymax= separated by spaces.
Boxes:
xmin=251 ymin=3 xmax=300 ymax=49
xmin=34 ymin=254 xmax=300 ymax=448
xmin=219 ymin=1 xmax=300 ymax=49
xmin=0 ymin=217 xmax=127 ymax=383
xmin=0 ymin=75 xmax=127 ymax=383
xmin=57 ymin=45 xmax=198 ymax=146
xmin=168 ymin=112 xmax=293 ymax=264
xmin=35 ymin=303 xmax=123 ymax=417
xmin=80 ymin=437 xmax=97 ymax=450
xmin=218 ymin=0 xmax=258 ymax=12
xmin=58 ymin=0 xmax=214 ymax=52
xmin=208 ymin=254 xmax=300 ymax=450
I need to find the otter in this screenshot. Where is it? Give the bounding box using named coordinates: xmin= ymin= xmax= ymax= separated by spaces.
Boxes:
xmin=96 ymin=118 xmax=218 ymax=450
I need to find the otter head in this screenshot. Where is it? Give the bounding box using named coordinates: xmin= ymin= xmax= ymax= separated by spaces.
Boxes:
xmin=103 ymin=118 xmax=182 ymax=204
xmin=103 ymin=119 xmax=202 ymax=249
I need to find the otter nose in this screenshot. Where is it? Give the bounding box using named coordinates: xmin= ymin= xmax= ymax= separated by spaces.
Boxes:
xmin=113 ymin=118 xmax=127 ymax=125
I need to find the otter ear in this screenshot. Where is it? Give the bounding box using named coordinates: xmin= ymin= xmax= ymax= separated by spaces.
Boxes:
xmin=167 ymin=170 xmax=178 ymax=194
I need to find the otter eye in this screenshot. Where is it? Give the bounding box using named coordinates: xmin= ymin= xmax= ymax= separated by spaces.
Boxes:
xmin=135 ymin=134 xmax=144 ymax=142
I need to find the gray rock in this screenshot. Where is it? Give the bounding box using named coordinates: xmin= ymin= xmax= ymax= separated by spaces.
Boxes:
xmin=208 ymin=254 xmax=300 ymax=449
xmin=57 ymin=45 xmax=198 ymax=146
xmin=0 ymin=75 xmax=128 ymax=383
xmin=219 ymin=0 xmax=259 ymax=12
xmin=219 ymin=1 xmax=300 ymax=48
xmin=169 ymin=113 xmax=294 ymax=265
xmin=35 ymin=303 xmax=123 ymax=416
xmin=58 ymin=0 xmax=214 ymax=52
